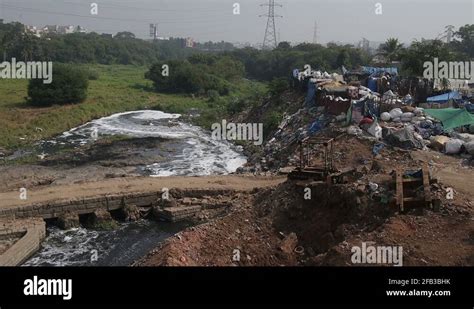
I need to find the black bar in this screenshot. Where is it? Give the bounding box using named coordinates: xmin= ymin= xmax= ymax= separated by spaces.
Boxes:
xmin=0 ymin=267 xmax=472 ymax=306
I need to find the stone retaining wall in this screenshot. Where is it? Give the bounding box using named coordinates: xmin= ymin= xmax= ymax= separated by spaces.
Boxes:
xmin=0 ymin=189 xmax=242 ymax=221
xmin=0 ymin=191 xmax=163 ymax=220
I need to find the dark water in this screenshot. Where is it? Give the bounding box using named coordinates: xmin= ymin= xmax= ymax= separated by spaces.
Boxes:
xmin=24 ymin=220 xmax=190 ymax=266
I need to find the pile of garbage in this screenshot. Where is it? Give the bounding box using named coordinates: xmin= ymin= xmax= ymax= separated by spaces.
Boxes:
xmin=291 ymin=64 xmax=474 ymax=157
xmin=239 ymin=66 xmax=474 ymax=174
xmin=345 ymin=103 xmax=473 ymax=155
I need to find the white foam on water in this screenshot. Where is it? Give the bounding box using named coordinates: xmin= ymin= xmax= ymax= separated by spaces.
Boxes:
xmin=23 ymin=227 xmax=101 ymax=267
xmin=24 ymin=220 xmax=188 ymax=266
xmin=130 ymin=110 xmax=181 ymax=120
xmin=42 ymin=110 xmax=247 ymax=177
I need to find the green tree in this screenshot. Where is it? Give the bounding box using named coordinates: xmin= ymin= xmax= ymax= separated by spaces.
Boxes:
xmin=277 ymin=41 xmax=291 ymax=49
xmin=379 ymin=38 xmax=404 ymax=62
xmin=27 ymin=64 xmax=89 ymax=106
xmin=452 ymin=24 xmax=474 ymax=57
xmin=114 ymin=31 xmax=136 ymax=39
xmin=401 ymin=39 xmax=455 ymax=76
xmin=269 ymin=77 xmax=289 ymax=96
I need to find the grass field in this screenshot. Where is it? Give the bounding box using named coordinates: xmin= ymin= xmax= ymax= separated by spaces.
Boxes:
xmin=0 ymin=65 xmax=266 ymax=150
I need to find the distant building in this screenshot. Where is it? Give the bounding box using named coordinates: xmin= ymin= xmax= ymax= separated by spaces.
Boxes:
xmin=58 ymin=25 xmax=75 ymax=34
xmin=372 ymin=53 xmax=388 ymax=65
xmin=32 ymin=24 xmax=87 ymax=36
xmin=43 ymin=25 xmax=59 ymax=33
xmin=24 ymin=25 xmax=42 ymax=38
xmin=185 ymin=37 xmax=195 ymax=48
xmin=75 ymin=26 xmax=87 ymax=33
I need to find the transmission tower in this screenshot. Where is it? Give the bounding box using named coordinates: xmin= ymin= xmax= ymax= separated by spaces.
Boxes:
xmin=445 ymin=25 xmax=455 ymax=43
xmin=149 ymin=23 xmax=158 ymax=41
xmin=313 ymin=21 xmax=318 ymax=44
xmin=260 ymin=0 xmax=282 ymax=49
xmin=436 ymin=25 xmax=456 ymax=43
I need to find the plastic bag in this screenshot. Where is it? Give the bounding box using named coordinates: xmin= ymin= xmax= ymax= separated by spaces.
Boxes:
xmin=389 ymin=108 xmax=403 ymax=119
xmin=380 ymin=112 xmax=391 ymax=121
xmin=465 ymin=141 xmax=474 ymax=155
xmin=445 ymin=139 xmax=464 ymax=154
xmin=367 ymin=121 xmax=382 ymax=139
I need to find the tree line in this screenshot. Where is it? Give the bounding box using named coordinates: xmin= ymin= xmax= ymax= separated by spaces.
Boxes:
xmin=3 ymin=20 xmax=472 ymax=107
xmin=0 ymin=22 xmax=234 ymax=65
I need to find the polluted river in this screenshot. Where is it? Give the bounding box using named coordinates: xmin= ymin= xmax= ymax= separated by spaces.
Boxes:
xmin=19 ymin=110 xmax=247 ymax=266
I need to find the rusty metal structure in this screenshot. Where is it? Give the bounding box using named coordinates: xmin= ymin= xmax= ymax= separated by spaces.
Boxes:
xmin=288 ymin=136 xmax=353 ymax=183
xmin=392 ymin=164 xmax=436 ymax=212
xmin=299 ymin=136 xmax=336 ymax=173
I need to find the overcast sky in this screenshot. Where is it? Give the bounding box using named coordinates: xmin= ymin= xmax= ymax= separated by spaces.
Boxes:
xmin=0 ymin=0 xmax=473 ymax=45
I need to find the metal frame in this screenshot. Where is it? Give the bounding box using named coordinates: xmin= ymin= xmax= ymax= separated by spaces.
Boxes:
xmin=298 ymin=136 xmax=335 ymax=174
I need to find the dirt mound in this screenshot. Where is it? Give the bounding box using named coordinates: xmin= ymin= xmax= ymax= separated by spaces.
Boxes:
xmin=135 ymin=191 xmax=297 ymax=266
xmin=135 ymin=180 xmax=391 ymax=266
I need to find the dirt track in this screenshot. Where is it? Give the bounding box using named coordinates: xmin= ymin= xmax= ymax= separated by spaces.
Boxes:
xmin=0 ymin=175 xmax=286 ymax=210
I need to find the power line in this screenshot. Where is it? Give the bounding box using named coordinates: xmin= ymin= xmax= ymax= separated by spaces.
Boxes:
xmin=0 ymin=3 xmax=233 ymax=24
xmin=1 ymin=2 xmax=239 ymax=41
xmin=67 ymin=1 xmax=229 ymax=13
xmin=7 ymin=0 xmax=230 ymax=13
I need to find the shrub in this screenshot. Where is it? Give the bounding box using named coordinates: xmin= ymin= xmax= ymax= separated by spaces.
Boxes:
xmin=207 ymin=90 xmax=220 ymax=102
xmin=268 ymin=77 xmax=289 ymax=96
xmin=263 ymin=111 xmax=282 ymax=138
xmin=28 ymin=64 xmax=89 ymax=106
xmin=145 ymin=60 xmax=231 ymax=96
xmin=87 ymin=69 xmax=100 ymax=80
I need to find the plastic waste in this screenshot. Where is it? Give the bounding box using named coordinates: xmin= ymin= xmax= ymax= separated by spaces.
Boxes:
xmin=372 ymin=143 xmax=385 ymax=155
xmin=367 ymin=120 xmax=382 ymax=139
xmin=368 ymin=182 xmax=379 ymax=191
xmin=414 ymin=107 xmax=424 ymax=116
xmin=389 ymin=108 xmax=403 ymax=119
xmin=465 ymin=141 xmax=474 ymax=155
xmin=380 ymin=112 xmax=391 ymax=121
xmin=445 ymin=139 xmax=464 ymax=154
xmin=430 ymin=136 xmax=450 ymax=151
xmin=347 ymin=125 xmax=363 ymax=136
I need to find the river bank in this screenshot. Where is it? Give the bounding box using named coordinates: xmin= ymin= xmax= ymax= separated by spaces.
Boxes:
xmin=0 ymin=110 xmax=248 ymax=192
xmin=0 ymin=108 xmax=281 ymax=266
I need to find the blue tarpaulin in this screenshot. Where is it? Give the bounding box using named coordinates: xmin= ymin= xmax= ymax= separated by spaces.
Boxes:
xmin=308 ymin=118 xmax=326 ymax=135
xmin=367 ymin=77 xmax=377 ymax=92
xmin=427 ymin=91 xmax=462 ymax=103
xmin=293 ymin=69 xmax=299 ymax=78
xmin=361 ymin=66 xmax=398 ymax=76
xmin=305 ymin=80 xmax=317 ymax=106
xmin=465 ymin=103 xmax=474 ymax=113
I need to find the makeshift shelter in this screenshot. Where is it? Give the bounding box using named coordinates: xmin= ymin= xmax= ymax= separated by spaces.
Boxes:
xmin=424 ymin=108 xmax=474 ymax=130
xmin=320 ymin=96 xmax=351 ymax=115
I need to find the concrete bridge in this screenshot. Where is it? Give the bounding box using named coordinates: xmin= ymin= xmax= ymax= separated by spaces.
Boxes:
xmin=0 ymin=175 xmax=285 ymax=221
